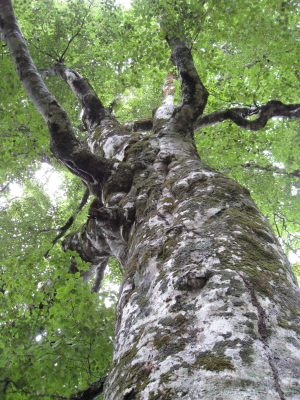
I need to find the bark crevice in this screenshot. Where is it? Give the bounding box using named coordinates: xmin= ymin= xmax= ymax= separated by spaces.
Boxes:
xmin=237 ymin=271 xmax=287 ymax=400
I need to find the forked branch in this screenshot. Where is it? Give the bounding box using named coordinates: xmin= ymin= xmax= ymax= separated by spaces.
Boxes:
xmin=0 ymin=0 xmax=133 ymax=188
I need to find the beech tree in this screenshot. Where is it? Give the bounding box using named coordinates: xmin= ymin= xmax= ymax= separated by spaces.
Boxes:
xmin=1 ymin=0 xmax=300 ymax=399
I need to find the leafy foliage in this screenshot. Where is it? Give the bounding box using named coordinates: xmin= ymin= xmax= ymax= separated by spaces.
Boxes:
xmin=1 ymin=0 xmax=300 ymax=397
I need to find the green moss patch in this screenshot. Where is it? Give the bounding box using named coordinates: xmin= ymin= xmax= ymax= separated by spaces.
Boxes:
xmin=192 ymin=351 xmax=235 ymax=371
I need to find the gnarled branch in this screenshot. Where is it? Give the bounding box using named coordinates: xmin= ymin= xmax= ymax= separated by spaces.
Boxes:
xmin=194 ymin=101 xmax=300 ymax=132
xmin=121 ymin=99 xmax=300 ymax=135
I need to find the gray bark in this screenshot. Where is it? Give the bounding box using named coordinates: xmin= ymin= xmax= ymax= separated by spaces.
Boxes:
xmin=1 ymin=2 xmax=300 ymax=399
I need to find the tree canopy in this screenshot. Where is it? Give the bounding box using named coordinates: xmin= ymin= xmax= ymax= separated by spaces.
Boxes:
xmin=0 ymin=0 xmax=300 ymax=398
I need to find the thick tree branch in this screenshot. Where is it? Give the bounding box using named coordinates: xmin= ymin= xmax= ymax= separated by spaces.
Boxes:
xmin=40 ymin=64 xmax=137 ymax=163
xmin=40 ymin=63 xmax=122 ymax=132
xmin=194 ymin=101 xmax=300 ymax=131
xmin=167 ymin=37 xmax=209 ymax=120
xmin=0 ymin=0 xmax=80 ymax=157
xmin=52 ymin=63 xmax=111 ymax=130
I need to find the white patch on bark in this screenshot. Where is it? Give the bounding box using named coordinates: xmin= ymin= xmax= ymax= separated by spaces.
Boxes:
xmin=147 ymin=215 xmax=164 ymax=228
xmin=64 ymin=70 xmax=79 ymax=81
xmin=158 ymin=134 xmax=197 ymax=158
xmin=218 ymin=246 xmax=227 ymax=252
xmin=103 ymin=135 xmax=125 ymax=159
xmin=155 ymin=101 xmax=174 ymax=120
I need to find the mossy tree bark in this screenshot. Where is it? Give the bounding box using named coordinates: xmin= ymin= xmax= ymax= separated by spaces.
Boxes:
xmin=1 ymin=1 xmax=300 ymax=399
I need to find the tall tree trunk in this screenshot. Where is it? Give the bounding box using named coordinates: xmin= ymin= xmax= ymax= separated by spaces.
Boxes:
xmin=104 ymin=143 xmax=300 ymax=400
xmin=1 ymin=2 xmax=300 ymax=399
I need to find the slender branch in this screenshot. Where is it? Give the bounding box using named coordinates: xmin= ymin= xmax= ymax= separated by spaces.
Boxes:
xmin=58 ymin=33 xmax=79 ymax=63
xmin=57 ymin=32 xmax=78 ymax=63
xmin=281 ymin=238 xmax=300 ymax=259
xmin=27 ymin=38 xmax=58 ymax=60
xmin=223 ymin=163 xmax=300 ymax=178
xmin=2 ymin=375 xmax=106 ymax=399
xmin=0 ymin=182 xmax=9 ymax=193
xmin=273 ymin=213 xmax=282 ymax=238
xmin=273 ymin=212 xmax=300 ymax=256
xmin=23 ymin=0 xmax=92 ymax=64
xmin=2 ymin=378 xmax=69 ymax=399
xmin=58 ymin=1 xmax=93 ymax=63
xmin=39 ymin=152 xmax=55 ymax=165
xmin=1 ymin=377 xmax=11 ymax=393
xmin=194 ymin=101 xmax=300 ymax=132
xmin=274 ymin=211 xmax=300 ymax=228
xmin=32 ymin=228 xmax=61 ymax=233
